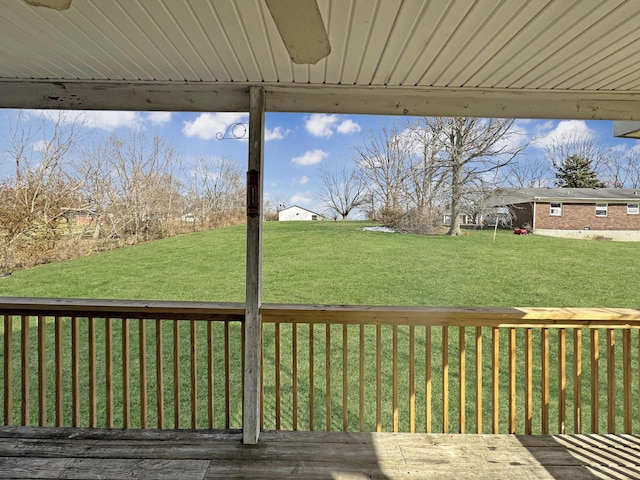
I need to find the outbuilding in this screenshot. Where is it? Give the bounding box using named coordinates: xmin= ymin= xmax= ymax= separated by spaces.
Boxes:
xmin=278 ymin=205 xmax=323 ymax=222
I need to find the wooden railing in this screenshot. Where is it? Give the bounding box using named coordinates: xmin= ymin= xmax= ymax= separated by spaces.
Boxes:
xmin=0 ymin=298 xmax=245 ymax=429
xmin=2 ymin=299 xmax=640 ymax=435
xmin=260 ymin=304 xmax=640 ymax=435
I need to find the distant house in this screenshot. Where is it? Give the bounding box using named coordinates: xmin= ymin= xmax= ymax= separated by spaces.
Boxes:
xmin=181 ymin=213 xmax=197 ymax=223
xmin=489 ymin=188 xmax=640 ymax=241
xmin=442 ymin=212 xmax=473 ymax=226
xmin=278 ymin=205 xmax=323 ymax=221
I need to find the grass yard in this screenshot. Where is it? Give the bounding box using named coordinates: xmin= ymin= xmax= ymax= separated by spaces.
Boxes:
xmin=0 ymin=221 xmax=638 ymax=307
xmin=1 ymin=222 xmax=639 ymax=434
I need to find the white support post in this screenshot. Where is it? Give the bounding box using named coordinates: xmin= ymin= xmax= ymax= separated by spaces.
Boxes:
xmin=243 ymin=86 xmax=265 ymax=445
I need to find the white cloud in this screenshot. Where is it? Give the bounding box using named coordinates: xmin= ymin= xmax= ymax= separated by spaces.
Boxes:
xmin=29 ymin=109 xmax=144 ymax=130
xmin=183 ymin=112 xmax=248 ymax=140
xmin=147 ymin=112 xmax=172 ymax=125
xmin=337 ymin=119 xmax=361 ymax=134
xmin=305 ymin=114 xmax=362 ymax=138
xmin=265 ymin=126 xmax=289 ymax=141
xmin=291 ymin=149 xmax=328 ymax=166
xmin=296 ymin=175 xmax=310 ymax=185
xmin=31 ymin=139 xmax=48 ymax=152
xmin=305 ymin=114 xmax=339 ymax=138
xmin=291 ymin=149 xmax=329 ymax=167
xmin=533 ymin=120 xmax=595 ymax=149
xmin=290 ymin=191 xmax=314 ymax=206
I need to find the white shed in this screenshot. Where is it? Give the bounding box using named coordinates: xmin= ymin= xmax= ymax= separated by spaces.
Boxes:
xmin=278 ymin=206 xmax=323 ymax=222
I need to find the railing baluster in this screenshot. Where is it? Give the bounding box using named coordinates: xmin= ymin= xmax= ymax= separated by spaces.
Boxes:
xmin=105 ymin=317 xmax=113 ymax=428
xmin=21 ymin=315 xmax=29 ymax=426
xmin=542 ymin=328 xmax=549 ymax=434
xmin=174 ymin=319 xmax=180 ymax=429
xmin=591 ymin=329 xmax=599 ymax=433
xmin=156 ymin=319 xmax=164 ymax=429
xmin=3 ymin=315 xmax=12 ymax=426
xmin=122 ymin=318 xmax=130 ymax=428
xmin=190 ymin=320 xmax=196 ymax=429
xmin=508 ymin=327 xmax=516 ymax=434
xmin=409 ymin=325 xmax=415 ymax=433
xmin=275 ymin=323 xmax=281 ymax=430
xmin=223 ymin=321 xmax=229 ymax=429
xmin=492 ymin=327 xmax=499 ymax=434
xmin=38 ymin=316 xmax=46 ymax=427
xmin=442 ymin=325 xmax=448 ymax=434
xmin=525 ymin=328 xmax=532 ymax=435
xmin=425 ymin=325 xmax=432 ymax=433
xmin=392 ymin=325 xmax=398 ymax=433
xmin=623 ymin=328 xmax=632 ymax=434
xmin=574 ymin=328 xmax=582 ymax=434
xmin=476 ymin=326 xmax=482 ymax=434
xmin=292 ymin=323 xmax=297 ymax=430
xmin=607 ymin=328 xmax=615 ymax=433
xmin=206 ymin=320 xmax=213 ymax=429
xmin=71 ymin=316 xmax=79 ymax=427
xmin=326 ymin=324 xmax=331 ymax=431
xmin=342 ymin=323 xmax=348 ymax=432
xmin=259 ymin=322 xmax=263 ymax=430
xmin=459 ymin=326 xmax=465 ymax=434
xmin=309 ymin=323 xmax=314 ymax=431
xmin=140 ymin=319 xmax=148 ymax=429
xmin=89 ymin=316 xmax=96 ymax=428
xmin=359 ymin=324 xmax=364 ymax=432
xmin=376 ymin=324 xmax=381 ymax=432
xmin=558 ymin=328 xmax=566 ymax=434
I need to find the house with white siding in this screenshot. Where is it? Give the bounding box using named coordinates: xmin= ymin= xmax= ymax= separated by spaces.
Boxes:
xmin=278 ymin=205 xmax=323 ymax=222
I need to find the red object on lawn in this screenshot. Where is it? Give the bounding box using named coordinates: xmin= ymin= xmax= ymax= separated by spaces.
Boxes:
xmin=513 ymin=228 xmax=528 ymax=235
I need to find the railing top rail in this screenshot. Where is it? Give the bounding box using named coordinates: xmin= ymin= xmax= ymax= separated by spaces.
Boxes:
xmin=1 ymin=298 xmax=639 ymax=327
xmin=0 ymin=297 xmax=245 ymax=321
xmin=261 ymin=304 xmax=640 ymax=328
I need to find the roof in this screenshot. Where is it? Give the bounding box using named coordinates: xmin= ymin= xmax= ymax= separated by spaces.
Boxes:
xmin=491 ymin=188 xmax=640 ymax=206
xmin=3 ymin=0 xmax=640 ymax=119
xmin=279 ymin=205 xmax=323 ymax=216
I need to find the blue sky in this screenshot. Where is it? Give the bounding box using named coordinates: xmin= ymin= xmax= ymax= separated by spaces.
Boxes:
xmin=1 ymin=109 xmax=639 ymax=215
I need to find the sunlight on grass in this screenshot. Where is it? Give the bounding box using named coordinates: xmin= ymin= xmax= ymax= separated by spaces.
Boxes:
xmin=0 ymin=221 xmax=637 ymax=308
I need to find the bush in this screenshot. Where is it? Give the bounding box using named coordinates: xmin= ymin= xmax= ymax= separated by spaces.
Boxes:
xmin=381 ymin=207 xmax=443 ymax=235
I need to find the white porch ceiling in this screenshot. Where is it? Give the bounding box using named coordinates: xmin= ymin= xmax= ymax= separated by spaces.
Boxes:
xmin=2 ymin=0 xmax=640 ymax=119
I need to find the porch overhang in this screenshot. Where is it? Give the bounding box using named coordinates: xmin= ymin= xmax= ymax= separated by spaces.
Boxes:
xmin=3 ymin=0 xmax=640 ymax=446
xmin=2 ymin=80 xmax=640 ymax=120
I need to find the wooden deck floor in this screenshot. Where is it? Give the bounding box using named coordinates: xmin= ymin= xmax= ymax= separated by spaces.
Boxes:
xmin=0 ymin=426 xmax=639 ymax=479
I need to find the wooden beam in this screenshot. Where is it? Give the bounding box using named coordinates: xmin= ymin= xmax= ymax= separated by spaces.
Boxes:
xmin=3 ymin=79 xmax=640 ymax=120
xmin=243 ymin=86 xmax=265 ymax=445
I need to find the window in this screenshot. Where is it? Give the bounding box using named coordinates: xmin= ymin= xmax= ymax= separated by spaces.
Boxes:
xmin=628 ymin=203 xmax=639 ymax=215
xmin=595 ymin=203 xmax=608 ymax=217
xmin=550 ymin=202 xmax=562 ymax=216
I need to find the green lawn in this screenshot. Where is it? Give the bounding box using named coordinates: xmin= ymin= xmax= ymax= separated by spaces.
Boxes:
xmin=1 ymin=221 xmax=638 ymax=307
xmin=1 ymin=222 xmax=639 ymax=434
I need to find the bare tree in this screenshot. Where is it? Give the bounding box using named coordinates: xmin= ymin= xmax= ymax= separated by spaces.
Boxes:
xmin=355 ymin=123 xmax=412 ymax=219
xmin=318 ymin=162 xmax=366 ymax=220
xmin=424 ymin=117 xmax=526 ymax=236
xmin=543 ymin=130 xmax=607 ymax=176
xmin=97 ymin=130 xmax=182 ymax=243
xmin=186 ymin=156 xmax=245 ymax=229
xmin=1 ymin=111 xmax=84 ymax=269
xmin=503 ymin=156 xmax=553 ymax=188
xmin=601 ymin=146 xmax=640 ymax=188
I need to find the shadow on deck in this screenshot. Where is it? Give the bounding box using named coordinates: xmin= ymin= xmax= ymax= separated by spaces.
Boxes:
xmin=1 ymin=426 xmax=639 ymax=479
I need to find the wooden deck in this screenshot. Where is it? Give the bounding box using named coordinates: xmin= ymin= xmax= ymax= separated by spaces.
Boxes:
xmin=1 ymin=427 xmax=639 ymax=479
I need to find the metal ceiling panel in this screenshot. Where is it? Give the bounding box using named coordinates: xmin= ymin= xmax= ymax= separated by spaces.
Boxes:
xmin=2 ymin=0 xmax=640 ymax=117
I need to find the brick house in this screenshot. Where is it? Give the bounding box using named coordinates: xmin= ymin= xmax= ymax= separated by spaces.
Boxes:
xmin=489 ymin=188 xmax=640 ymax=241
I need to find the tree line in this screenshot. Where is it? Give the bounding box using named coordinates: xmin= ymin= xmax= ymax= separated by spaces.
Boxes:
xmin=319 ymin=118 xmax=640 ymax=234
xmin=0 ymin=112 xmax=245 ymax=272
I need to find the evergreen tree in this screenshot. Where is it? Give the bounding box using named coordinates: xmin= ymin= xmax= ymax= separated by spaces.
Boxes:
xmin=554 ymin=155 xmax=606 ymax=188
